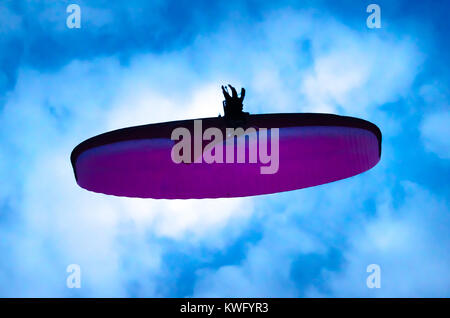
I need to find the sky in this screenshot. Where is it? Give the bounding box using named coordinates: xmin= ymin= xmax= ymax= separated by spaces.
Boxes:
xmin=0 ymin=0 xmax=449 ymax=297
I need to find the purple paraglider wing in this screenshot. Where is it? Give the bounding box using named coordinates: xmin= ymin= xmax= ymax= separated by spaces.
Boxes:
xmin=71 ymin=113 xmax=381 ymax=199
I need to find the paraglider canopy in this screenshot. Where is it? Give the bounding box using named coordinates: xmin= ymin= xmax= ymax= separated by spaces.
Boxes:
xmin=71 ymin=85 xmax=381 ymax=199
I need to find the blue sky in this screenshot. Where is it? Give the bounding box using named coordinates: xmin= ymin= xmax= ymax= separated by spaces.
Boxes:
xmin=0 ymin=0 xmax=449 ymax=297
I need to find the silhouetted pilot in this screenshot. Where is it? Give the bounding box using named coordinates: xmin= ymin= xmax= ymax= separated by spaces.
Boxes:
xmin=221 ymin=84 xmax=249 ymax=121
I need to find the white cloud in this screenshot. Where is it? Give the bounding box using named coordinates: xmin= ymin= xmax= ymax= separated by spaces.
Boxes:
xmin=300 ymin=35 xmax=421 ymax=115
xmin=312 ymin=182 xmax=450 ymax=297
xmin=421 ymin=111 xmax=450 ymax=159
xmin=192 ymin=176 xmax=376 ymax=297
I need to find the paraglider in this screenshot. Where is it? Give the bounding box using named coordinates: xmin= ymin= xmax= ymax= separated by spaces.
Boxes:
xmin=70 ymin=85 xmax=381 ymax=199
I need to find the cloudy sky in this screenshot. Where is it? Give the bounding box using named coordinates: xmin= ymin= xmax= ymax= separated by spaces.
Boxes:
xmin=0 ymin=0 xmax=448 ymax=297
